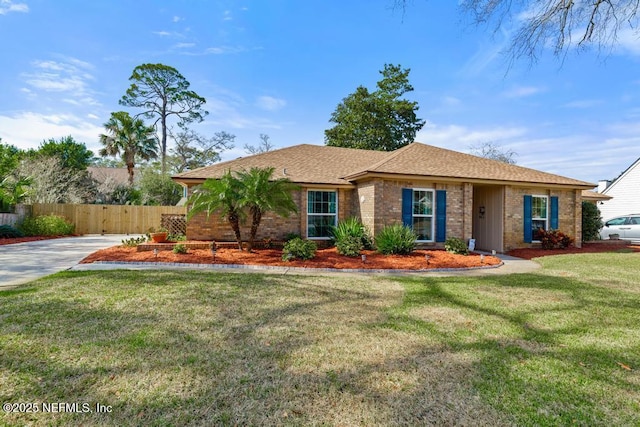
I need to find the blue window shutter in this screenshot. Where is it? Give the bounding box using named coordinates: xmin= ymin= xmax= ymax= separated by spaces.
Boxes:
xmin=436 ymin=190 xmax=447 ymax=242
xmin=550 ymin=196 xmax=559 ymax=229
xmin=401 ymin=188 xmax=413 ymax=227
xmin=524 ymin=195 xmax=533 ymax=243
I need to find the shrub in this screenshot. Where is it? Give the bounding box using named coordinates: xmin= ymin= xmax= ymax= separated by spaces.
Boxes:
xmin=376 ymin=224 xmax=416 ymax=255
xmin=444 ymin=237 xmax=469 ymax=255
xmin=167 ymin=233 xmax=187 ymax=242
xmin=282 ymin=237 xmax=317 ymax=261
xmin=537 ymin=229 xmax=574 ymax=249
xmin=0 ymin=224 xmax=23 ymax=238
xmin=172 ymin=243 xmax=188 ymax=254
xmin=330 ymin=217 xmax=374 ymax=256
xmin=19 ymin=215 xmax=75 ymax=236
xmin=582 ymin=201 xmax=603 ymax=241
xmin=335 ymin=235 xmax=364 ymax=257
xmin=121 ymin=235 xmax=148 ymax=247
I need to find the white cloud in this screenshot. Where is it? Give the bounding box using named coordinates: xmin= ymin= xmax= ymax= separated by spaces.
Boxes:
xmin=0 ymin=112 xmax=103 ymax=151
xmin=172 ymin=16 xmax=183 ymax=23
xmin=204 ymin=45 xmax=246 ymax=55
xmin=612 ymin=28 xmax=640 ymax=56
xmin=153 ymin=30 xmax=186 ymax=38
xmin=502 ymin=85 xmax=544 ymax=98
xmin=174 ymin=42 xmax=196 ymax=49
xmin=416 ymin=122 xmax=527 ymax=151
xmin=20 ymin=57 xmax=100 ymax=106
xmin=0 ymin=0 xmax=28 ymax=15
xmin=223 ymin=10 xmax=232 ymax=21
xmin=255 ymin=96 xmax=286 ymax=112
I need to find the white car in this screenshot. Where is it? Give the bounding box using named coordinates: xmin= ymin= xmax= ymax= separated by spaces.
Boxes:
xmin=600 ymin=214 xmax=640 ymax=241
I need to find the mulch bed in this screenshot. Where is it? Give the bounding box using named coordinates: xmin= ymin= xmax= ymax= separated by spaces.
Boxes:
xmin=507 ymin=241 xmax=640 ymax=260
xmin=0 ymin=236 xmax=67 ymax=246
xmin=80 ymin=246 xmax=502 ymax=270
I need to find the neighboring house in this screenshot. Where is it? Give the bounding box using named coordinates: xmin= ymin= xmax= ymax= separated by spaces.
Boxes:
xmin=87 ymin=167 xmax=132 ymax=204
xmin=596 ymin=157 xmax=640 ymax=221
xmin=172 ymin=143 xmax=594 ymax=252
xmin=87 ymin=167 xmax=130 ymax=187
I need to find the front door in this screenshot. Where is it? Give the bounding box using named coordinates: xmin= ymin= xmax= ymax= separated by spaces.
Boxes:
xmin=472 ymin=186 xmax=504 ymax=253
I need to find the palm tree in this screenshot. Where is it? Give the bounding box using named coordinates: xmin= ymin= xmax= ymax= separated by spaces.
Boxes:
xmin=236 ymin=167 xmax=299 ymax=252
xmin=186 ymin=172 xmax=245 ymax=250
xmin=99 ymin=111 xmax=158 ymax=185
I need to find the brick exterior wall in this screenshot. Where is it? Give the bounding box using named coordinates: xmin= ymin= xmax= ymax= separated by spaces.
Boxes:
xmin=186 ymin=186 xmax=354 ymax=242
xmin=373 ymin=179 xmax=471 ymax=244
xmin=184 ymin=180 xmax=583 ymax=251
xmin=503 ymin=186 xmax=582 ymax=251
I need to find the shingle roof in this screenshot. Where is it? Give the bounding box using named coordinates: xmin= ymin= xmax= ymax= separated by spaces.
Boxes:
xmin=172 ymin=144 xmax=389 ymax=185
xmin=173 ymin=142 xmax=595 ymax=188
xmin=87 ymin=167 xmax=130 ymax=186
xmin=582 ymin=190 xmax=613 ymax=201
xmin=343 ymin=143 xmax=595 ymax=187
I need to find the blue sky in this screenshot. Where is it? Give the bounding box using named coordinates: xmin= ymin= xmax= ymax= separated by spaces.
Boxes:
xmin=1 ymin=0 xmax=639 ymax=184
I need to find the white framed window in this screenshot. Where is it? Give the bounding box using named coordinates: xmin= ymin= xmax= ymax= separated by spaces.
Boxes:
xmin=412 ymin=189 xmax=434 ymax=242
xmin=307 ymin=190 xmax=337 ymax=239
xmin=531 ymin=195 xmax=548 ymax=241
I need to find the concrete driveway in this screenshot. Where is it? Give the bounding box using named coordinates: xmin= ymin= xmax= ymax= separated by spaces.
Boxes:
xmin=0 ymin=235 xmax=126 ymax=290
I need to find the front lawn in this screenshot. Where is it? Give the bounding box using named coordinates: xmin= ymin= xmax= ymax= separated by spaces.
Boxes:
xmin=1 ymin=253 xmax=639 ymax=426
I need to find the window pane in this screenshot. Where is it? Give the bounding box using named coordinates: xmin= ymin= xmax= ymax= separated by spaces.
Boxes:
xmin=532 ymin=196 xmax=547 ymax=219
xmin=606 ymin=217 xmax=627 ymax=226
xmin=308 ymin=215 xmax=335 ymax=238
xmin=413 ymin=217 xmax=432 ymax=241
xmin=308 ymin=191 xmax=336 ymax=214
xmin=413 ymin=190 xmax=433 ymax=216
xmin=532 ymin=219 xmax=547 ymax=240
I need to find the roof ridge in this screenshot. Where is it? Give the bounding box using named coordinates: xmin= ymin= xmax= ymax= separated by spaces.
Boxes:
xmin=172 ymin=144 xmax=307 ymax=178
xmin=342 ymin=142 xmax=419 ymax=177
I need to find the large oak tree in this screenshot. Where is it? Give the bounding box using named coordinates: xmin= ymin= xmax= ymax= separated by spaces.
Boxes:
xmin=325 ymin=64 xmax=425 ymax=151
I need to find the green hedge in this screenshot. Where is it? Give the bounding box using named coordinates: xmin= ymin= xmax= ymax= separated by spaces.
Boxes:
xmin=19 ymin=215 xmax=75 ymax=236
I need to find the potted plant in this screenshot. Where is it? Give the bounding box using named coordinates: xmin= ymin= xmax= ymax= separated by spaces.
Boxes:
xmin=149 ymin=227 xmax=169 ymax=243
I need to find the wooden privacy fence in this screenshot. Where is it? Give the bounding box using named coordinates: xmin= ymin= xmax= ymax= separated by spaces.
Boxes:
xmin=32 ymin=204 xmax=187 ymax=235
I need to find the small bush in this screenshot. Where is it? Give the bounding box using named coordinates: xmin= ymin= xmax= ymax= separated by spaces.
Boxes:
xmin=172 ymin=243 xmax=188 ymax=254
xmin=0 ymin=224 xmax=23 ymax=238
xmin=538 ymin=229 xmax=573 ymax=249
xmin=19 ymin=215 xmax=75 ymax=236
xmin=282 ymin=237 xmax=317 ymax=261
xmin=335 ymin=235 xmax=364 ymax=257
xmin=444 ymin=237 xmax=469 ymax=255
xmin=121 ymin=236 xmax=148 ymax=247
xmin=331 ymin=217 xmax=374 ymax=256
xmin=376 ymin=224 xmax=416 ymax=255
xmin=167 ymin=233 xmax=187 ymax=242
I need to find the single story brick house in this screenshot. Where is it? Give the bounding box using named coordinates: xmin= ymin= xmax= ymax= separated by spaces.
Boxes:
xmin=172 ymin=142 xmax=594 ymax=252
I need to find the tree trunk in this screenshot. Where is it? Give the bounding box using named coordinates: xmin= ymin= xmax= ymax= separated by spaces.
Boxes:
xmin=160 ymin=99 xmax=168 ymax=175
xmin=247 ymin=207 xmax=262 ymax=252
xmin=228 ymin=210 xmax=243 ymax=251
xmin=126 ymin=162 xmax=135 ymax=185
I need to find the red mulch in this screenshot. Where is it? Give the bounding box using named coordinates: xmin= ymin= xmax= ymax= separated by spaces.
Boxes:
xmin=80 ymin=246 xmax=502 ymax=270
xmin=0 ymin=236 xmax=67 ymax=245
xmin=507 ymin=241 xmax=640 ymax=260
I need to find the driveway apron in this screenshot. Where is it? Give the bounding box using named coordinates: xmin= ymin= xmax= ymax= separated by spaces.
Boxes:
xmin=0 ymin=235 xmax=127 ymax=290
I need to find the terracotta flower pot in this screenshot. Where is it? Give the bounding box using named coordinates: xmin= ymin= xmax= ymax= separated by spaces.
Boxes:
xmin=150 ymin=232 xmax=168 ymax=243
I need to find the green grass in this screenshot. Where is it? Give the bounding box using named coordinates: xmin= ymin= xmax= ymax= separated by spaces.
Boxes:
xmin=1 ymin=252 xmax=639 ymax=426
